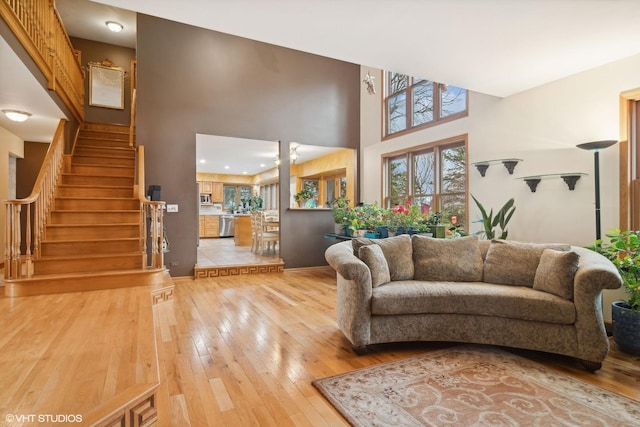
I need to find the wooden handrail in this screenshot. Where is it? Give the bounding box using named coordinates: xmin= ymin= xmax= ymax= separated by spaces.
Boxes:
xmin=4 ymin=119 xmax=67 ymax=280
xmin=129 ymin=88 xmax=136 ymax=147
xmin=0 ymin=0 xmax=84 ymax=122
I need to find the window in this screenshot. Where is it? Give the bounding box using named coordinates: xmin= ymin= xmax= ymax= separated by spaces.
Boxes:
xmin=384 ymin=137 xmax=467 ymax=227
xmin=384 ymin=72 xmax=468 ymax=138
xmin=223 ymin=185 xmax=252 ymax=210
xmin=260 ymin=183 xmax=279 ymax=210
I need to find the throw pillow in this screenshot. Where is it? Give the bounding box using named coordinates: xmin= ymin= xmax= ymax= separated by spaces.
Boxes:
xmin=483 ymin=240 xmax=571 ymax=287
xmin=533 ymin=249 xmax=579 ymax=300
xmin=412 ymin=235 xmax=483 ymax=282
xmin=352 ymin=234 xmax=413 ymax=280
xmin=358 ymin=244 xmax=391 ymax=287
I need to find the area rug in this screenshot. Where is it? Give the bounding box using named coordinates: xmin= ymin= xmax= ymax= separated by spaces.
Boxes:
xmin=313 ymin=346 xmax=640 ymax=427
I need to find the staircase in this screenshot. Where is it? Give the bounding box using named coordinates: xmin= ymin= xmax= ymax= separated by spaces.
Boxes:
xmin=4 ymin=122 xmax=165 ymax=297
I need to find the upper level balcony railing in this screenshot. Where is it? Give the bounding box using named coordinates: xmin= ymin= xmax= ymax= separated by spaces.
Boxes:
xmin=1 ymin=0 xmax=85 ymax=122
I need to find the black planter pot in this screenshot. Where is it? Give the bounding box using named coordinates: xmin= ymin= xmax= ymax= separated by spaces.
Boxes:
xmin=612 ymin=301 xmax=640 ymax=356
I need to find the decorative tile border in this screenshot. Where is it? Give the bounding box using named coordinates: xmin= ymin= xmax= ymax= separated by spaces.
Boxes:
xmin=194 ymin=262 xmax=284 ymax=278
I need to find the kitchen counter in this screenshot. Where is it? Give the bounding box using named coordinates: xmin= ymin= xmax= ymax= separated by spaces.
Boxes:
xmin=233 ymin=215 xmax=252 ymax=246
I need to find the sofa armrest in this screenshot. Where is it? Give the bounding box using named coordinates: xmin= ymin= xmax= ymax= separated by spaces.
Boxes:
xmin=325 ymin=241 xmax=373 ymax=347
xmin=571 ymin=246 xmax=622 ymax=362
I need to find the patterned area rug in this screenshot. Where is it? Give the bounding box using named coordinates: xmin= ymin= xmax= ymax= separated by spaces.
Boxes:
xmin=313 ymin=346 xmax=640 ymax=427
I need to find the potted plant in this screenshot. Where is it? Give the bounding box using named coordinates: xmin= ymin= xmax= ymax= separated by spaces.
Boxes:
xmin=294 ymin=188 xmax=314 ymax=208
xmin=330 ymin=197 xmax=351 ymax=234
xmin=428 ymin=211 xmax=445 ymax=238
xmin=589 ymin=229 xmax=640 ymax=355
xmin=471 ymin=195 xmax=516 ymax=239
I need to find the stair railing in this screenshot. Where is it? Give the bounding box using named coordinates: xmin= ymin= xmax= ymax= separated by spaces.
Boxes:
xmin=4 ymin=119 xmax=67 ymax=280
xmin=135 ymin=145 xmax=166 ymax=269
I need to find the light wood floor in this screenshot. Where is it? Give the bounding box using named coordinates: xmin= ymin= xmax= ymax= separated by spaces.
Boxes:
xmin=1 ymin=269 xmax=639 ymax=426
xmin=157 ymin=270 xmax=640 ymax=426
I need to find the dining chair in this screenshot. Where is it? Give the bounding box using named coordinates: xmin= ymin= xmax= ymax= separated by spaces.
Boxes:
xmin=256 ymin=211 xmax=279 ymax=255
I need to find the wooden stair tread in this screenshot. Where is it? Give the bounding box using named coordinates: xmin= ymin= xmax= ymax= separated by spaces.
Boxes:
xmin=51 ymin=209 xmax=139 ymax=213
xmin=37 ymin=251 xmax=143 ymax=260
xmin=42 ymin=237 xmax=139 ymax=244
xmin=6 ymin=267 xmax=163 ymax=280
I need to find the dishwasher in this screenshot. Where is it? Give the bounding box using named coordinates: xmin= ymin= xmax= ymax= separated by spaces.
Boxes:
xmin=219 ymin=215 xmax=235 ymax=237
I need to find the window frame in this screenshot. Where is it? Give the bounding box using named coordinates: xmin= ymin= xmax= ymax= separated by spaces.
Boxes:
xmin=382 ymin=135 xmax=469 ymax=227
xmin=383 ymin=72 xmax=469 ymax=140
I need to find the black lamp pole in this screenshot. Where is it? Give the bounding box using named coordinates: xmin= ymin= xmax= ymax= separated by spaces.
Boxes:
xmin=576 ymin=140 xmax=617 ymax=242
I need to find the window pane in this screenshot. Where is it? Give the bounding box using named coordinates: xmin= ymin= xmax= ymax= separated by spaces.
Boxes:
xmin=440 ymin=85 xmax=467 ymax=118
xmin=440 ymin=193 xmax=466 ymax=226
xmin=411 ymin=196 xmax=433 ymax=214
xmin=223 ymin=186 xmax=237 ymax=209
xmin=389 ymin=156 xmax=408 ymax=205
xmin=412 ymin=81 xmax=434 ymax=126
xmin=339 ymin=177 xmax=347 ymax=198
xmin=413 ymin=151 xmax=434 ymax=195
xmin=388 ymin=72 xmax=407 ymax=94
xmin=441 ymin=145 xmax=466 ymax=193
xmin=388 ymin=93 xmax=407 ymax=134
xmin=325 ymin=178 xmax=336 ymax=206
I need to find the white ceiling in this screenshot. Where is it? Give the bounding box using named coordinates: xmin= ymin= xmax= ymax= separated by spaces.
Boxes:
xmin=92 ymin=0 xmax=640 ymax=98
xmin=196 ymin=135 xmax=344 ymax=175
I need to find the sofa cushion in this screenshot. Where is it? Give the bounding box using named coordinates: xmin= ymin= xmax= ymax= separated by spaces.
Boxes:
xmin=412 ymin=235 xmax=483 ymax=282
xmin=483 ymin=240 xmax=571 ymax=287
xmin=358 ymin=244 xmax=391 ymax=288
xmin=533 ymin=249 xmax=579 ymax=300
xmin=352 ymin=234 xmax=414 ymax=280
xmin=371 ymin=281 xmax=576 ymax=324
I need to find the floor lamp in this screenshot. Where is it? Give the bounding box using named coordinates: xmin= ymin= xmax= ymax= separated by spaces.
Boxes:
xmin=576 ymin=140 xmax=618 ymax=242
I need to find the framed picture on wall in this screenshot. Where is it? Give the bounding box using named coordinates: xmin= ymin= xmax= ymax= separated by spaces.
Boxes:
xmin=89 ymin=62 xmax=124 ymax=109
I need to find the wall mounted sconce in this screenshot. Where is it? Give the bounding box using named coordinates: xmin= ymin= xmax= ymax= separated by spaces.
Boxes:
xmin=106 ymin=21 xmax=123 ymax=32
xmin=2 ymin=109 xmax=32 ymax=122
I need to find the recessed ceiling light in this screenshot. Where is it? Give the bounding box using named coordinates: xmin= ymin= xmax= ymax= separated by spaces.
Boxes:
xmin=260 ymin=163 xmax=266 ymax=167
xmin=243 ymin=171 xmax=247 ymax=175
xmin=224 ymin=165 xmax=230 ymax=169
xmin=199 ymin=159 xmax=206 ymax=164
xmin=106 ymin=21 xmax=123 ymax=32
xmin=2 ymin=109 xmax=31 ymax=122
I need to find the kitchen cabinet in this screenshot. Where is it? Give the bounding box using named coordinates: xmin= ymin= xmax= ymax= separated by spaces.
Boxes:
xmin=199 ymin=215 xmax=220 ymax=238
xmin=199 ymin=181 xmax=213 ymax=194
xmin=211 ymin=182 xmax=223 ymax=203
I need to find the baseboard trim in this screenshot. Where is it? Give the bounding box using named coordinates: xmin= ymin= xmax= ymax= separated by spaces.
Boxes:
xmin=194 ymin=261 xmax=284 ymax=279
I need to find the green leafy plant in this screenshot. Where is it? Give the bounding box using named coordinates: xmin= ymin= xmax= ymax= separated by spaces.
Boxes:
xmin=294 ymin=188 xmax=314 ymax=203
xmin=471 ymin=195 xmax=516 ymax=239
xmin=588 ymin=229 xmax=640 ymax=311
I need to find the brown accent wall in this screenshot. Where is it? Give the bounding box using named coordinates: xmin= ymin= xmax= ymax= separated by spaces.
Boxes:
xmin=136 ymin=15 xmax=360 ymax=275
xmin=16 ymin=141 xmax=49 ymax=198
xmin=69 ymin=37 xmax=135 ymax=125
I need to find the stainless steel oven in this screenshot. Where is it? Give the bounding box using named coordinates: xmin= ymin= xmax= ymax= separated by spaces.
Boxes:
xmin=219 ymin=215 xmax=235 ymax=237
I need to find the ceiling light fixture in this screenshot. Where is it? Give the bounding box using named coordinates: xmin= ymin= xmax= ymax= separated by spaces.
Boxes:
xmin=2 ymin=109 xmax=32 ymax=122
xmin=106 ymin=21 xmax=123 ymax=32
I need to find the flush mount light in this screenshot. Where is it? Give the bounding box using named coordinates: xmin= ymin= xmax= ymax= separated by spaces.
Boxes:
xmin=2 ymin=109 xmax=32 ymax=122
xmin=106 ymin=21 xmax=123 ymax=32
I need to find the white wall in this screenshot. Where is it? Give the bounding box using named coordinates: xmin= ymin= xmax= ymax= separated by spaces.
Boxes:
xmin=360 ymin=54 xmax=640 ymax=320
xmin=0 ymin=126 xmax=24 ymax=263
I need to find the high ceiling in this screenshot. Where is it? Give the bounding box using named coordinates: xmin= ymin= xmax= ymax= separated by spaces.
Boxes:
xmin=4 ymin=0 xmax=640 ymax=149
xmin=92 ymin=0 xmax=640 ymax=98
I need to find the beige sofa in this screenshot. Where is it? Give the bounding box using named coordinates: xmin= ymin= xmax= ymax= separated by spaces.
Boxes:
xmin=324 ymin=235 xmax=622 ymax=371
